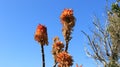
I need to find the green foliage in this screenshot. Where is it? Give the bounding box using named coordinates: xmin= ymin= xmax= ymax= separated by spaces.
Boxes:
xmin=107 ymin=0 xmax=120 ymax=67
xmin=112 ymin=3 xmax=120 ymax=12
xmin=108 ymin=60 xmax=119 ymax=67
xmin=108 ymin=2 xmax=120 ymax=61
xmin=111 ymin=1 xmax=120 ymax=17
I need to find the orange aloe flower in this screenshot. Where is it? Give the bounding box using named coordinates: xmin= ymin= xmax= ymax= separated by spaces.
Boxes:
xmin=60 ymin=8 xmax=75 ymax=27
xmin=60 ymin=9 xmax=76 ymax=52
xmin=34 ymin=24 xmax=48 ymax=45
xmin=53 ymin=41 xmax=64 ymax=51
xmin=56 ymin=51 xmax=73 ymax=67
xmin=52 ymin=41 xmax=64 ymax=58
xmin=52 ymin=36 xmax=64 ymax=51
xmin=52 ymin=36 xmax=64 ymax=62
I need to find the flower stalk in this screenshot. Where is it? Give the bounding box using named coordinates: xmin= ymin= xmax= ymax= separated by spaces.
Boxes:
xmin=65 ymin=41 xmax=69 ymax=52
xmin=60 ymin=8 xmax=75 ymax=52
xmin=52 ymin=36 xmax=64 ymax=67
xmin=34 ymin=24 xmax=48 ymax=67
xmin=41 ymin=44 xmax=45 ymax=67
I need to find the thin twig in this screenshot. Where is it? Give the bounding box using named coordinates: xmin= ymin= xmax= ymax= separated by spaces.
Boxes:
xmin=82 ymin=31 xmax=107 ymax=65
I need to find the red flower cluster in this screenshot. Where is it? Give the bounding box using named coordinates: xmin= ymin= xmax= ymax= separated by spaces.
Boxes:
xmin=56 ymin=51 xmax=73 ymax=67
xmin=52 ymin=36 xmax=64 ymax=62
xmin=53 ymin=41 xmax=64 ymax=51
xmin=60 ymin=8 xmax=75 ymax=27
xmin=34 ymin=24 xmax=48 ymax=45
xmin=60 ymin=9 xmax=76 ymax=48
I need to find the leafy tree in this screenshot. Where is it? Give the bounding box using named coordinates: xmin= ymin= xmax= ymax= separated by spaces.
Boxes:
xmin=83 ymin=0 xmax=120 ymax=67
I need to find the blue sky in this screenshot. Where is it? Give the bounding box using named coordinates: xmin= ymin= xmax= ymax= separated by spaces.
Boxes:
xmin=0 ymin=0 xmax=115 ymax=67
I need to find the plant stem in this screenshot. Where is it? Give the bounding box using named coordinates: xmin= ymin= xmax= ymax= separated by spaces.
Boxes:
xmin=41 ymin=45 xmax=45 ymax=67
xmin=65 ymin=41 xmax=69 ymax=52
xmin=53 ymin=62 xmax=58 ymax=67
